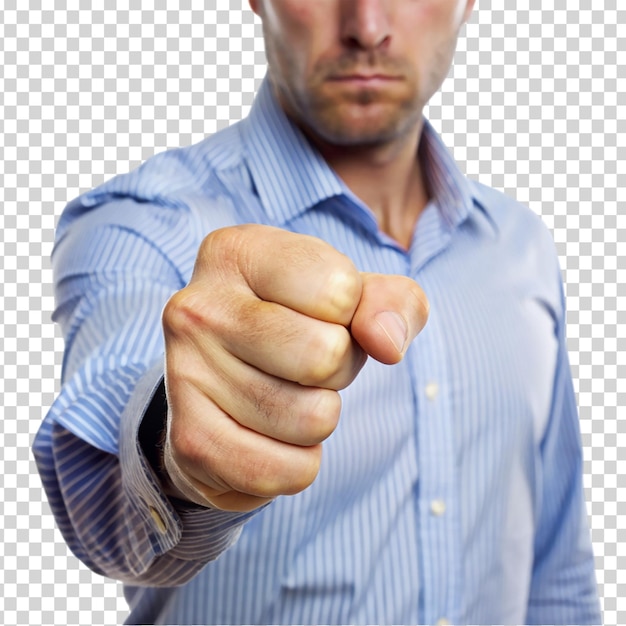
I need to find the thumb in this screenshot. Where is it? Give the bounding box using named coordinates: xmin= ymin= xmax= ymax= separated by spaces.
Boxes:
xmin=350 ymin=273 xmax=429 ymax=365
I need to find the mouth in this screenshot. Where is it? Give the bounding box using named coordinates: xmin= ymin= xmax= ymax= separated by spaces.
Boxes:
xmin=327 ymin=73 xmax=402 ymax=87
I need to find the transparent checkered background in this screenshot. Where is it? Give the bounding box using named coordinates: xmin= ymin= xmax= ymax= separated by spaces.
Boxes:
xmin=1 ymin=1 xmax=623 ymax=624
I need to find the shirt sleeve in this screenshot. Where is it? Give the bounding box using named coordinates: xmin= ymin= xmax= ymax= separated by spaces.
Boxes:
xmin=525 ymin=265 xmax=602 ymax=624
xmin=32 ymin=197 xmax=255 ymax=586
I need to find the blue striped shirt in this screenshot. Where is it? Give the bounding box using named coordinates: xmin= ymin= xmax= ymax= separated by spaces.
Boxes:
xmin=33 ymin=78 xmax=601 ymax=625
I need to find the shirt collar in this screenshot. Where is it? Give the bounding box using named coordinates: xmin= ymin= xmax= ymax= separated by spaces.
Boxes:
xmin=419 ymin=118 xmax=477 ymax=230
xmin=241 ymin=76 xmax=494 ymax=233
xmin=240 ymin=78 xmax=346 ymax=224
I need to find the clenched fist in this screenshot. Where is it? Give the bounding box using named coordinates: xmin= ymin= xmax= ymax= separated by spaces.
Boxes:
xmin=161 ymin=224 xmax=429 ymax=512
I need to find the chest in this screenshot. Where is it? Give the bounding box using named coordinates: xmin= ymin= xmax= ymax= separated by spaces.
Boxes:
xmin=310 ymin=206 xmax=560 ymax=485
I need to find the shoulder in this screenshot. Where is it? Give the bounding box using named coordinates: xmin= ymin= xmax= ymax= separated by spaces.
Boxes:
xmin=467 ymin=179 xmax=567 ymax=322
xmin=119 ymin=121 xmax=246 ymax=200
xmin=469 ymin=179 xmax=558 ymax=260
xmin=56 ymin=123 xmax=246 ymax=241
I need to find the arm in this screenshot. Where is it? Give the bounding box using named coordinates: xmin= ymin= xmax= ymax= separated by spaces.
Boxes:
xmin=34 ymin=205 xmax=428 ymax=585
xmin=526 ymin=273 xmax=602 ymax=624
xmin=33 ymin=201 xmax=254 ymax=586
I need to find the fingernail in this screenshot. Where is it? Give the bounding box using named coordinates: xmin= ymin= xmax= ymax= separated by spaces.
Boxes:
xmin=375 ymin=311 xmax=408 ymax=354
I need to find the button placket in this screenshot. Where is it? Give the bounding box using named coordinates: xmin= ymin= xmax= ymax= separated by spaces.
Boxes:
xmin=410 ymin=281 xmax=461 ymax=625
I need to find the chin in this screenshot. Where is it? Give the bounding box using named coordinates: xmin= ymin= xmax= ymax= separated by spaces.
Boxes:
xmin=310 ymin=106 xmax=418 ymax=148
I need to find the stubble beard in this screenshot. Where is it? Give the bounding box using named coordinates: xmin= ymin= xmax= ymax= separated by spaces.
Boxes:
xmin=268 ymin=48 xmax=425 ymax=149
xmin=295 ymin=84 xmax=423 ymax=148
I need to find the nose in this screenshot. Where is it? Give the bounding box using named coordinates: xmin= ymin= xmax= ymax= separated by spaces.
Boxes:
xmin=340 ymin=0 xmax=392 ymax=51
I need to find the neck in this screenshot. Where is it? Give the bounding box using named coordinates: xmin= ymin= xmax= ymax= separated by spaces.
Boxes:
xmin=307 ymin=121 xmax=429 ymax=250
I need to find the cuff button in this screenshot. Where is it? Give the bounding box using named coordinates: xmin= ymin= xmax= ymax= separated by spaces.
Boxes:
xmin=149 ymin=506 xmax=168 ymax=534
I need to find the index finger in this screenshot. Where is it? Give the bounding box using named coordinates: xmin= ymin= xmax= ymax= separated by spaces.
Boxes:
xmin=197 ymin=224 xmax=363 ymax=326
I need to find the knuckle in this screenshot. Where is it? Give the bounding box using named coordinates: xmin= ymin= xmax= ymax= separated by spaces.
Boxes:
xmin=300 ymin=389 xmax=342 ymax=443
xmin=323 ymin=262 xmax=362 ymax=323
xmin=200 ymin=225 xmax=241 ymax=256
xmin=299 ymin=326 xmax=353 ymax=386
xmin=199 ymin=226 xmax=251 ymax=276
xmin=163 ymin=285 xmax=229 ymax=341
xmin=162 ymin=288 xmax=202 ymax=336
xmin=271 ymin=447 xmax=323 ymax=496
xmin=192 ymin=227 xmax=248 ymax=289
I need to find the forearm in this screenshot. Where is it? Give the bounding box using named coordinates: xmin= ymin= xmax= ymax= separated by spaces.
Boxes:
xmin=35 ymin=204 xmax=255 ymax=585
xmin=33 ymin=411 xmax=254 ymax=587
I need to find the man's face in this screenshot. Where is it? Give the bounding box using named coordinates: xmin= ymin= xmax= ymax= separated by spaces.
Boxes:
xmin=250 ymin=0 xmax=475 ymax=148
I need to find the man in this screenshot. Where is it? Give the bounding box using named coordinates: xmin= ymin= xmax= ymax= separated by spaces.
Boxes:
xmin=34 ymin=0 xmax=601 ymax=624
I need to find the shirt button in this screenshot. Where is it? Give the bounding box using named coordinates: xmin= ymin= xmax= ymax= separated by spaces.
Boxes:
xmin=149 ymin=506 xmax=168 ymax=534
xmin=430 ymin=499 xmax=446 ymax=516
xmin=436 ymin=619 xmax=451 ymax=626
xmin=425 ymin=381 xmax=439 ymax=401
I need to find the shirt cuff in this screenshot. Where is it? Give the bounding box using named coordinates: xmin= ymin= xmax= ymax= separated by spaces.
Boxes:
xmin=119 ymin=358 xmax=256 ymax=562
